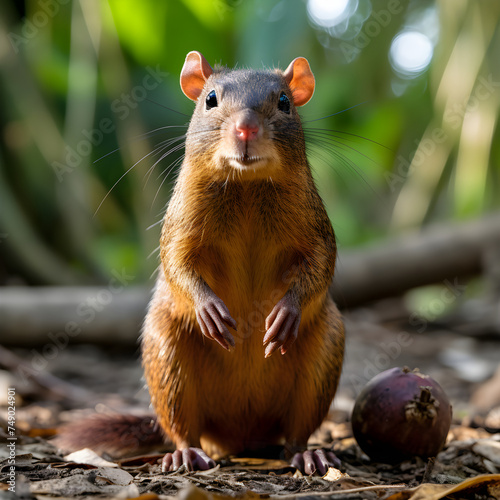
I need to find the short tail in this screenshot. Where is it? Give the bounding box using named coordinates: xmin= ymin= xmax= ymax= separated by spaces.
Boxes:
xmin=53 ymin=414 xmax=171 ymax=458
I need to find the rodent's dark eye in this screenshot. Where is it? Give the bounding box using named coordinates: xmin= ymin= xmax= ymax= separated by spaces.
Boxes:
xmin=278 ymin=92 xmax=290 ymax=114
xmin=206 ymin=90 xmax=218 ymax=110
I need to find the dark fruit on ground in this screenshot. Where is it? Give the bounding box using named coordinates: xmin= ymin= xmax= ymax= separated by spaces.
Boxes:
xmin=351 ymin=366 xmax=452 ymax=463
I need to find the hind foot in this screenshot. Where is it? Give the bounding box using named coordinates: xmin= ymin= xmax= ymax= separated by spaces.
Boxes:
xmin=161 ymin=447 xmax=216 ymax=472
xmin=291 ymin=448 xmax=340 ymax=475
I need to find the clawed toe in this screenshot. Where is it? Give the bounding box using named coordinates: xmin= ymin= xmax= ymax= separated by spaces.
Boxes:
xmin=291 ymin=448 xmax=340 ymax=475
xmin=162 ymin=447 xmax=216 ymax=472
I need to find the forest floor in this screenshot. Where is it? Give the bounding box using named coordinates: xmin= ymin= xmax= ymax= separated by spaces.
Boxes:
xmin=1 ymin=295 xmax=500 ymax=499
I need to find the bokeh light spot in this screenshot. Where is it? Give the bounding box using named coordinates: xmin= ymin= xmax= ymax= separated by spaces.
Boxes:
xmin=307 ymin=0 xmax=350 ymax=28
xmin=390 ymin=31 xmax=434 ymax=77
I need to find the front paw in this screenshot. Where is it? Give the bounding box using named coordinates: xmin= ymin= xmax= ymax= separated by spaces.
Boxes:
xmin=196 ymin=293 xmax=237 ymax=351
xmin=263 ymin=293 xmax=301 ymax=357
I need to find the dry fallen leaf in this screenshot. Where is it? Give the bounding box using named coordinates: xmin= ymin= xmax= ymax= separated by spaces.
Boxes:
xmin=385 ymin=473 xmax=500 ymax=500
xmin=178 ymin=484 xmax=261 ymax=500
xmin=26 ymin=426 xmax=58 ymax=438
xmin=29 ymin=469 xmax=138 ymax=497
xmin=94 ymin=466 xmax=134 ymax=486
xmin=65 ymin=448 xmax=118 ymax=467
xmin=472 ymin=439 xmax=500 ymax=466
xmin=322 ymin=467 xmax=348 ymax=482
xmin=222 ymin=457 xmax=294 ymax=474
xmin=118 ymin=454 xmax=164 ymax=467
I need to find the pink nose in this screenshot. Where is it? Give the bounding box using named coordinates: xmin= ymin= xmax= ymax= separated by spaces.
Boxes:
xmin=235 ymin=116 xmax=260 ymax=141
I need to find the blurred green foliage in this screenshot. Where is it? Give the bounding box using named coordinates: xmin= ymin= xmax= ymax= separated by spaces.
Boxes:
xmin=0 ymin=0 xmax=499 ymax=285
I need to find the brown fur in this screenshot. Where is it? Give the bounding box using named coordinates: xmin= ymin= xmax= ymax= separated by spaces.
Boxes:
xmin=56 ymin=55 xmax=345 ymax=464
xmin=142 ymin=58 xmax=345 ymax=459
xmin=54 ymin=414 xmax=167 ymax=458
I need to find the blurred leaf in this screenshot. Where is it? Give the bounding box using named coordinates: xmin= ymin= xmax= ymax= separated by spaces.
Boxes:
xmin=107 ymin=0 xmax=169 ymax=66
xmin=1 ymin=0 xmax=499 ymax=285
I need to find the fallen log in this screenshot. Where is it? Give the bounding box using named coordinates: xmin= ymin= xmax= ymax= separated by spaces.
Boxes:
xmin=0 ymin=213 xmax=499 ymax=346
xmin=0 ymin=286 xmax=150 ymax=346
xmin=331 ymin=212 xmax=500 ymax=307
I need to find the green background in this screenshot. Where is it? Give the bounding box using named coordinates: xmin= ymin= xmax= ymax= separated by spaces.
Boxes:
xmin=1 ymin=0 xmax=499 ymax=289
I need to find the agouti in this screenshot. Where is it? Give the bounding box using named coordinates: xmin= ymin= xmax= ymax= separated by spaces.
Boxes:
xmin=141 ymin=51 xmax=345 ymax=475
xmin=55 ymin=52 xmax=345 ymax=476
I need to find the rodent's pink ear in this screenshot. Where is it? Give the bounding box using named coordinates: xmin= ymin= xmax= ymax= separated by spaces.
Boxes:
xmin=283 ymin=57 xmax=315 ymax=107
xmin=180 ymin=51 xmax=214 ymax=101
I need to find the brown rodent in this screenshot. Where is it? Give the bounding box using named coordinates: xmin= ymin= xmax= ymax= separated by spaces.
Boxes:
xmin=141 ymin=51 xmax=344 ymax=475
xmin=56 ymin=51 xmax=345 ymax=476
